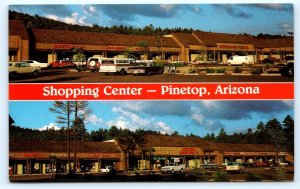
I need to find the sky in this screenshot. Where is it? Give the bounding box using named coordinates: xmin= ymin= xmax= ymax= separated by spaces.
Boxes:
xmin=9 ymin=4 xmax=293 ymax=35
xmin=9 ymin=100 xmax=294 ymax=136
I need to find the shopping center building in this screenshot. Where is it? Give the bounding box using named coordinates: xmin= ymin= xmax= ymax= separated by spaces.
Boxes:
xmin=9 ymin=135 xmax=293 ymax=175
xmin=9 ymin=20 xmax=294 ymax=63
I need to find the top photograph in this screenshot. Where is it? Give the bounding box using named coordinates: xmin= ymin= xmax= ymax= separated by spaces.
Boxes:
xmin=8 ymin=4 xmax=294 ymax=83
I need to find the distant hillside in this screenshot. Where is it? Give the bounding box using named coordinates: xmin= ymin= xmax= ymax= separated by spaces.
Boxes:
xmin=9 ymin=10 xmax=290 ymax=38
xmin=9 ymin=10 xmax=195 ymax=35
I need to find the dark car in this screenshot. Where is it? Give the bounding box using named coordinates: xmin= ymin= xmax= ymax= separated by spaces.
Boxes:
xmin=127 ymin=61 xmax=164 ymax=76
xmin=280 ymin=60 xmax=294 ymax=77
xmin=49 ymin=60 xmax=76 ymax=68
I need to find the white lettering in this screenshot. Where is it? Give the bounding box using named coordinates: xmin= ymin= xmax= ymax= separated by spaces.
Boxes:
xmin=104 ymin=86 xmax=142 ymax=96
xmin=215 ymin=85 xmax=260 ymax=95
xmin=161 ymin=85 xmax=208 ymax=97
xmin=43 ymin=86 xmax=99 ymax=98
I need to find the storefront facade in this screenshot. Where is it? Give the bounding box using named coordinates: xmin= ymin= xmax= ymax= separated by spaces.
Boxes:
xmin=9 ymin=135 xmax=293 ymax=175
xmin=9 ymin=20 xmax=293 ymax=64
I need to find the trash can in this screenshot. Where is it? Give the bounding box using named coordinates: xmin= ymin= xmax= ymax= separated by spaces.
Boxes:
xmin=9 ymin=167 xmax=13 ymax=176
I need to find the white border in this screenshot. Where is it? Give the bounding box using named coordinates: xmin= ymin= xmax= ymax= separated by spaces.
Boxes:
xmin=2 ymin=1 xmax=299 ymax=189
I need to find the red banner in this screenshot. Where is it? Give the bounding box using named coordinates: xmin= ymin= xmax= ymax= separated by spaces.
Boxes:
xmin=9 ymin=83 xmax=294 ymax=100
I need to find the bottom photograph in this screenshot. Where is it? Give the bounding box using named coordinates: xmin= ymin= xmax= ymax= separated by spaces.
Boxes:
xmin=9 ymin=100 xmax=294 ymax=182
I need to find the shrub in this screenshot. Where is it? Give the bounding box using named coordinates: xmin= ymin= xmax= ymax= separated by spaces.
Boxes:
xmin=213 ymin=170 xmax=230 ymax=181
xmin=245 ymin=172 xmax=262 ymax=181
xmin=216 ymin=68 xmax=226 ymax=73
xmin=233 ymin=67 xmax=242 ymax=73
xmin=276 ymin=165 xmax=287 ymax=181
xmin=206 ymin=68 xmax=215 ymax=73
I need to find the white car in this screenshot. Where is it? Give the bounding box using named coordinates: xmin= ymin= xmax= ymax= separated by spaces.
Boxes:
xmin=23 ymin=60 xmax=49 ymax=68
xmin=225 ymin=162 xmax=246 ymax=173
xmin=100 ymin=166 xmax=114 ymax=173
xmin=160 ymin=163 xmax=185 ymax=173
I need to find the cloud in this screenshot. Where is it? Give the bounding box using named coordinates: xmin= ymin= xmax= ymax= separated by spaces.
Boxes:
xmin=45 ymin=12 xmax=93 ymax=26
xmin=109 ymin=101 xmax=192 ymax=117
xmin=38 ymin=123 xmax=60 ymax=131
xmin=82 ymin=5 xmax=99 ymax=18
xmin=278 ymin=22 xmax=293 ymax=33
xmin=107 ymin=101 xmax=293 ymax=132
xmin=249 ymin=4 xmax=293 ymax=12
xmin=46 ymin=14 xmax=60 ymax=21
xmin=95 ymin=4 xmax=200 ymax=22
xmin=107 ymin=106 xmax=173 ymax=134
xmin=214 ymin=4 xmax=252 ymax=19
xmin=85 ymin=114 xmax=103 ymax=125
xmin=195 ymin=101 xmax=293 ymax=120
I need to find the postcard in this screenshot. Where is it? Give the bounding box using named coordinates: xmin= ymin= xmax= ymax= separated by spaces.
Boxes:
xmin=8 ymin=4 xmax=294 ymax=182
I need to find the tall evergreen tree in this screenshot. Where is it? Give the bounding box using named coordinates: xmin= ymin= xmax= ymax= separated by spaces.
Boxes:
xmin=49 ymin=101 xmax=72 ymax=172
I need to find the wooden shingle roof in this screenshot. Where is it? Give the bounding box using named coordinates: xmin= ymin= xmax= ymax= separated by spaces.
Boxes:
xmin=9 ymin=20 xmax=29 ymax=40
xmin=193 ymin=31 xmax=255 ymax=47
xmin=9 ymin=140 xmax=120 ymax=153
xmin=253 ymin=38 xmax=294 ymax=48
xmin=32 ymin=29 xmax=180 ymax=47
xmin=172 ymin=33 xmax=202 ymax=46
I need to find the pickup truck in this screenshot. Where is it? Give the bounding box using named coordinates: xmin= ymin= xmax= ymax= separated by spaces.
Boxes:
xmin=9 ymin=62 xmax=42 ymax=80
xmin=160 ymin=163 xmax=185 ymax=173
xmin=127 ymin=61 xmax=164 ymax=76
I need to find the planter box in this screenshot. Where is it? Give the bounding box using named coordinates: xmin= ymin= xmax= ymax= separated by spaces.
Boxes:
xmin=206 ymin=73 xmax=224 ymax=75
xmin=231 ymin=73 xmax=252 ymax=76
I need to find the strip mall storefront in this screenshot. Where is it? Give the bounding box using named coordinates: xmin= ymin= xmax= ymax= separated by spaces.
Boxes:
xmin=9 ymin=20 xmax=294 ymax=63
xmin=9 ymin=151 xmax=121 ymax=175
xmin=9 ymin=136 xmax=293 ymax=175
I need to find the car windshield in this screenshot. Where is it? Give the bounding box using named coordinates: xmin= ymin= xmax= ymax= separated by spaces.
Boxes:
xmin=227 ymin=162 xmax=237 ymax=166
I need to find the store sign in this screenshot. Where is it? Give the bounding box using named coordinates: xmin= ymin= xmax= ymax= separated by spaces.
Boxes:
xmin=153 ymin=147 xmax=202 ymax=156
xmin=224 ymin=152 xmax=277 ymax=156
xmin=53 ymin=44 xmax=84 ymax=50
xmin=106 ymin=46 xmax=128 ymax=51
xmin=217 ymin=43 xmax=252 ymax=50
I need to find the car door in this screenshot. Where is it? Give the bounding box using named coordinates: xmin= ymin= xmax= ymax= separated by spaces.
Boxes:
xmin=18 ymin=62 xmax=32 ymax=74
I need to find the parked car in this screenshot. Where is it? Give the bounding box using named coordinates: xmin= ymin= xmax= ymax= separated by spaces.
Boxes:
xmin=253 ymin=161 xmax=269 ymax=167
xmin=227 ymin=55 xmax=254 ymax=66
xmin=9 ymin=62 xmax=42 ymax=80
xmin=100 ymin=166 xmax=115 ymax=173
xmin=23 ymin=60 xmax=49 ymax=68
xmin=49 ymin=60 xmax=76 ymax=68
xmin=260 ymin=57 xmax=280 ymax=64
xmin=280 ymin=60 xmax=294 ymax=77
xmin=160 ymin=163 xmax=185 ymax=173
xmin=225 ymin=162 xmax=246 ymax=173
xmin=200 ymin=163 xmax=220 ymax=169
xmin=241 ymin=162 xmax=254 ymax=168
xmin=127 ymin=61 xmax=164 ymax=76
xmin=86 ymin=56 xmax=101 ymax=72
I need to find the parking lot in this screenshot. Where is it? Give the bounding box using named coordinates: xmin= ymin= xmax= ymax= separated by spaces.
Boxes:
xmin=9 ymin=67 xmax=294 ymax=83
xmin=9 ymin=166 xmax=294 ymax=182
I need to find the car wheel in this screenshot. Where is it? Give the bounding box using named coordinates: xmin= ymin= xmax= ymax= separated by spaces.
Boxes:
xmin=9 ymin=72 xmax=17 ymax=80
xmin=146 ymin=71 xmax=152 ymax=76
xmin=89 ymin=61 xmax=96 ymax=67
xmin=32 ymin=70 xmax=40 ymax=78
xmin=120 ymin=69 xmax=126 ymax=76
xmin=288 ymin=65 xmax=294 ymax=77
